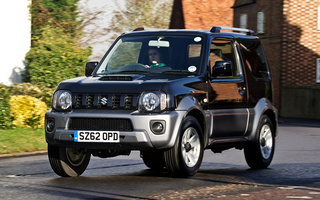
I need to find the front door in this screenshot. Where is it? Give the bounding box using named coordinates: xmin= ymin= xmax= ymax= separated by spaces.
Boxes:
xmin=204 ymin=38 xmax=248 ymax=137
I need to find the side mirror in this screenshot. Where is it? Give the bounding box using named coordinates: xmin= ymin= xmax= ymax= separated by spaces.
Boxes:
xmin=85 ymin=61 xmax=99 ymax=77
xmin=212 ymin=61 xmax=232 ymax=78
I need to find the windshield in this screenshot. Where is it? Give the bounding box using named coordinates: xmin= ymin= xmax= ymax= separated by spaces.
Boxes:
xmin=96 ymin=35 xmax=204 ymax=76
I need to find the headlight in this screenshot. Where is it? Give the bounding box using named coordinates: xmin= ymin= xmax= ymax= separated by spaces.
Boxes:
xmin=52 ymin=90 xmax=72 ymax=111
xmin=139 ymin=91 xmax=166 ymax=112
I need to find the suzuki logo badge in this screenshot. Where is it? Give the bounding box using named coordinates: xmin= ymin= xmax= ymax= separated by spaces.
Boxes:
xmin=100 ymin=97 xmax=108 ymax=105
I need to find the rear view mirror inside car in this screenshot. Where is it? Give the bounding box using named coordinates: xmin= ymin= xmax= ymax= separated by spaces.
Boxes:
xmin=148 ymin=40 xmax=170 ymax=48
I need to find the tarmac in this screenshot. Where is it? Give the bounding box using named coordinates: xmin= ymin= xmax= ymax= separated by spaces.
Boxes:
xmin=0 ymin=117 xmax=319 ymax=158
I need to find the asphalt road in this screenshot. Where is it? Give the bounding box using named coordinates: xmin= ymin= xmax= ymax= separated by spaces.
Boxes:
xmin=0 ymin=118 xmax=320 ymax=199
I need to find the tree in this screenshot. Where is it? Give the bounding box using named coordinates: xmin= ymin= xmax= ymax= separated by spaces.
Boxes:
xmin=30 ymin=0 xmax=81 ymax=45
xmin=25 ymin=0 xmax=92 ymax=89
xmin=25 ymin=26 xmax=91 ymax=88
xmin=110 ymin=0 xmax=173 ymax=38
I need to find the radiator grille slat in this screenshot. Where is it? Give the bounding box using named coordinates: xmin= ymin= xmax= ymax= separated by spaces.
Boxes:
xmin=125 ymin=95 xmax=133 ymax=109
xmin=86 ymin=95 xmax=94 ymax=108
xmin=72 ymin=93 xmax=138 ymax=110
xmin=75 ymin=94 xmax=82 ymax=108
xmin=69 ymin=118 xmax=133 ymax=131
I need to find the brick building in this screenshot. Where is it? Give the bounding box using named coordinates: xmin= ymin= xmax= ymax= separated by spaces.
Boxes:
xmin=171 ymin=0 xmax=320 ymax=119
xmin=170 ymin=0 xmax=235 ymax=29
xmin=233 ymin=0 xmax=320 ymax=119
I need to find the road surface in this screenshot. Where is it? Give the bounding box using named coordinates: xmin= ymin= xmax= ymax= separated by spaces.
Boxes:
xmin=0 ymin=118 xmax=319 ymax=199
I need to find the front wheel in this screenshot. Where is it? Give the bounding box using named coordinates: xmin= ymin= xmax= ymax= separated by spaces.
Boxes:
xmin=164 ymin=116 xmax=204 ymax=177
xmin=244 ymin=115 xmax=275 ymax=169
xmin=48 ymin=144 xmax=91 ymax=177
xmin=141 ymin=151 xmax=165 ymax=171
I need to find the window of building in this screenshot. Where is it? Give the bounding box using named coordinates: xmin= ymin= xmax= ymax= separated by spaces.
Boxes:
xmin=317 ymin=58 xmax=320 ymax=83
xmin=257 ymin=11 xmax=265 ymax=34
xmin=240 ymin=14 xmax=247 ymax=29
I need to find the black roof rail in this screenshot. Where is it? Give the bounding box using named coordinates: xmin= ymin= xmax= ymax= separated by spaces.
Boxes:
xmin=132 ymin=27 xmax=168 ymax=32
xmin=210 ymin=26 xmax=254 ymax=36
xmin=133 ymin=27 xmax=144 ymax=32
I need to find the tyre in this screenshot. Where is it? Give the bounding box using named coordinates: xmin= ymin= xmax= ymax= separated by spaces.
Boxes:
xmin=141 ymin=151 xmax=165 ymax=170
xmin=48 ymin=144 xmax=91 ymax=177
xmin=244 ymin=115 xmax=275 ymax=169
xmin=164 ymin=116 xmax=204 ymax=177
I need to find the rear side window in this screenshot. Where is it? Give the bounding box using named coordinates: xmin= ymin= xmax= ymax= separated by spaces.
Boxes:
xmin=239 ymin=40 xmax=269 ymax=78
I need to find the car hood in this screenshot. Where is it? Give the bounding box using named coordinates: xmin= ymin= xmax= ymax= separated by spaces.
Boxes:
xmin=56 ymin=74 xmax=204 ymax=94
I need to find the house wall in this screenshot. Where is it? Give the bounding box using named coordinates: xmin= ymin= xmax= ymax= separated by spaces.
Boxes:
xmin=233 ymin=0 xmax=283 ymax=109
xmin=182 ymin=0 xmax=235 ymax=29
xmin=281 ymin=0 xmax=320 ymax=119
xmin=234 ymin=0 xmax=320 ymax=119
xmin=170 ymin=0 xmax=235 ymax=29
xmin=0 ymin=0 xmax=31 ymax=85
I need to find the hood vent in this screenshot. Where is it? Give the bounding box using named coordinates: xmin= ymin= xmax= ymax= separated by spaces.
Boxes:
xmin=99 ymin=76 xmax=133 ymax=81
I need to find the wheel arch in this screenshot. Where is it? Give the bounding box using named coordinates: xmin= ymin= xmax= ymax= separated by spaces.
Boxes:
xmin=263 ymin=108 xmax=278 ymax=137
xmin=186 ymin=109 xmax=206 ymax=135
xmin=175 ymin=95 xmax=208 ymax=147
xmin=249 ymin=98 xmax=278 ymax=141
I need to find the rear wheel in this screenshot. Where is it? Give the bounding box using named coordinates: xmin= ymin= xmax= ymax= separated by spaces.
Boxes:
xmin=244 ymin=115 xmax=275 ymax=169
xmin=164 ymin=116 xmax=204 ymax=177
xmin=48 ymin=144 xmax=91 ymax=177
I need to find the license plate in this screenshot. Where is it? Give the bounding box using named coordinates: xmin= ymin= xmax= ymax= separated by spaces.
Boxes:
xmin=74 ymin=131 xmax=120 ymax=143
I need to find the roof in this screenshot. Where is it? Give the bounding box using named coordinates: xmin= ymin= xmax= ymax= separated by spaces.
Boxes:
xmin=124 ymin=27 xmax=258 ymax=40
xmin=233 ymin=0 xmax=256 ymax=8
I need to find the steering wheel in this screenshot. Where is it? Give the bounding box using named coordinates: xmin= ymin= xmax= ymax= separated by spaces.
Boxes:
xmin=118 ymin=63 xmax=147 ymax=71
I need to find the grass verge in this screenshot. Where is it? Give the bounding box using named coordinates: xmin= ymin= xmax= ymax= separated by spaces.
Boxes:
xmin=0 ymin=128 xmax=47 ymax=154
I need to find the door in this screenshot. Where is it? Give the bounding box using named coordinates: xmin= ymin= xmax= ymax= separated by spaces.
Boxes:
xmin=205 ymin=38 xmax=248 ymax=137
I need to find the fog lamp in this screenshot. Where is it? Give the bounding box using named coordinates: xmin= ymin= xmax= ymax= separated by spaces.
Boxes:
xmin=46 ymin=118 xmax=55 ymax=132
xmin=150 ymin=120 xmax=166 ymax=134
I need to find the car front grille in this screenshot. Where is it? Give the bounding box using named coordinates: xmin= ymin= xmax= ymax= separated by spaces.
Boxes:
xmin=73 ymin=93 xmax=139 ymax=110
xmin=69 ymin=118 xmax=133 ymax=131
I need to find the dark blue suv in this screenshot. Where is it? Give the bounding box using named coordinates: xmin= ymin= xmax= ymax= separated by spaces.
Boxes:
xmin=45 ymin=26 xmax=278 ymax=177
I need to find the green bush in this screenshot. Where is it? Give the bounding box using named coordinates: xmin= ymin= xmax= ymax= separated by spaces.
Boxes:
xmin=8 ymin=83 xmax=53 ymax=107
xmin=0 ymin=83 xmax=53 ymax=130
xmin=0 ymin=84 xmax=13 ymax=129
xmin=9 ymin=95 xmax=47 ymax=129
xmin=24 ymin=26 xmax=91 ymax=89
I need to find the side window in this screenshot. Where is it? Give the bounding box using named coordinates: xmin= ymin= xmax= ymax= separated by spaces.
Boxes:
xmin=239 ymin=40 xmax=269 ymax=78
xmin=210 ymin=39 xmax=239 ymax=77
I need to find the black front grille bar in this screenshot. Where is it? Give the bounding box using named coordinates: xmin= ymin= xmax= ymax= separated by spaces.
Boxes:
xmin=73 ymin=94 xmax=138 ymax=109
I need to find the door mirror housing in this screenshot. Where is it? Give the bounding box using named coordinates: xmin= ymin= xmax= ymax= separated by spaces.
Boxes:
xmin=85 ymin=61 xmax=99 ymax=77
xmin=212 ymin=61 xmax=232 ymax=78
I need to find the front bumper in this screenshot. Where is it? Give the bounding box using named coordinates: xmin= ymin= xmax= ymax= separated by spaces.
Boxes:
xmin=45 ymin=109 xmax=186 ymax=150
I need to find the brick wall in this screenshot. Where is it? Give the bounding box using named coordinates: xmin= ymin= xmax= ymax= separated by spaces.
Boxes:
xmin=233 ymin=0 xmax=283 ymax=109
xmin=280 ymin=0 xmax=320 ymax=119
xmin=182 ymin=0 xmax=235 ymax=29
xmin=282 ymin=0 xmax=320 ymax=88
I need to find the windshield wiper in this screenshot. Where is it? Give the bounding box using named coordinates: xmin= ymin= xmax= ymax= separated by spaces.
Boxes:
xmin=161 ymin=70 xmax=197 ymax=75
xmin=102 ymin=70 xmax=153 ymax=75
